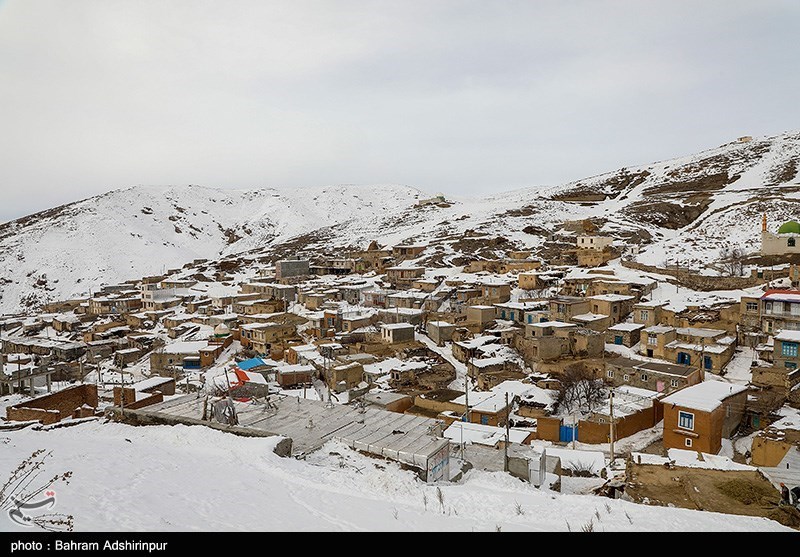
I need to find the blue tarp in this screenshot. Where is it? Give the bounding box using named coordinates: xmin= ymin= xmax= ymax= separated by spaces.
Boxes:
xmin=237 ymin=358 xmax=266 ymax=370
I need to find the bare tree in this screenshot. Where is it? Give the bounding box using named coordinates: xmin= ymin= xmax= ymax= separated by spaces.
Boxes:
xmin=718 ymin=246 xmax=746 ymax=277
xmin=554 ymin=363 xmax=608 ymax=415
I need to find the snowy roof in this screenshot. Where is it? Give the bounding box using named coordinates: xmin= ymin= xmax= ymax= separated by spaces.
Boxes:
xmin=527 ymin=321 xmax=576 ymax=328
xmin=162 ymin=341 xmax=208 ymax=354
xmin=643 ymin=325 xmax=674 ymax=334
xmin=468 ymin=305 xmax=496 ymax=310
xmin=634 ymin=300 xmax=669 ymax=308
xmin=427 ymin=320 xmax=455 ymax=327
xmin=608 ymin=322 xmax=645 ymax=332
xmin=470 ymin=357 xmax=506 ymax=369
xmin=660 ymin=381 xmax=748 ymax=412
xmin=589 ymin=294 xmax=635 ymax=302
xmin=443 ymin=422 xmax=531 ymax=446
xmin=381 ymin=323 xmax=415 ymax=330
xmin=775 ymin=330 xmax=800 ymax=342
xmin=572 ymin=313 xmax=609 ymax=322
xmin=676 ymin=327 xmax=727 ymax=338
xmin=632 ymin=450 xmax=755 ymax=471
xmin=762 ymin=291 xmax=800 ymax=303
xmin=665 ymin=341 xmax=730 ymax=354
xmin=133 ymin=376 xmax=174 ymax=391
xmin=379 ymin=307 xmax=425 ymax=315
xmin=494 ymin=302 xmax=545 ymax=310
xmin=455 ymin=335 xmax=500 ymax=349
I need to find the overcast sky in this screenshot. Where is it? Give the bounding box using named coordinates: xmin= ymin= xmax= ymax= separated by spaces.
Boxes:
xmin=1 ymin=1 xmax=798 ymax=223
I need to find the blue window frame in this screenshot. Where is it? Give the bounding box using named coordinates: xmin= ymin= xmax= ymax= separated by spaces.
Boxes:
xmin=782 ymin=342 xmax=798 ymax=357
xmin=678 ymin=411 xmax=694 ymax=431
xmin=480 ymin=415 xmax=489 ymax=425
xmin=527 ymin=315 xmax=533 ymax=324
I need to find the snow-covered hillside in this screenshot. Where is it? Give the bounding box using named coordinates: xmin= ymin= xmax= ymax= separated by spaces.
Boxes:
xmin=1 ymin=131 xmax=798 ymax=313
xmin=0 ymin=184 xmax=425 ymax=312
xmin=0 ymin=421 xmax=789 ymax=532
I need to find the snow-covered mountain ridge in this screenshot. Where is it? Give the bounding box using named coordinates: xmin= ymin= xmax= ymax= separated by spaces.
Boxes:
xmin=1 ymin=131 xmax=798 ymax=313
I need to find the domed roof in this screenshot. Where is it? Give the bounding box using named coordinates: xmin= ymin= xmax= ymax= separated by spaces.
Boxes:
xmin=778 ymin=221 xmax=800 ymax=234
xmin=214 ymin=323 xmax=230 ymax=336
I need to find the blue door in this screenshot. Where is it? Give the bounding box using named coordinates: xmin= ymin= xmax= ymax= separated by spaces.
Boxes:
xmin=501 ymin=310 xmax=506 ymax=319
xmin=704 ymin=356 xmax=713 ymax=370
xmin=677 ymin=352 xmax=691 ymax=365
xmin=614 ymin=335 xmax=623 ymax=345
xmin=559 ymin=425 xmax=578 ymax=443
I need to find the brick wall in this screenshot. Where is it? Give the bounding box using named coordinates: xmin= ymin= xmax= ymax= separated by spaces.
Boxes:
xmin=6 ymin=384 xmax=98 ymax=424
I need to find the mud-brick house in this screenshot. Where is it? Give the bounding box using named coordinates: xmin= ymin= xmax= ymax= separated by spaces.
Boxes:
xmin=588 ymin=294 xmax=635 ymax=325
xmin=548 ymin=296 xmax=591 ymax=322
xmin=385 ymin=266 xmax=426 ymax=288
xmin=149 ymin=341 xmax=209 ymax=375
xmin=233 ymin=298 xmax=286 ymax=315
xmin=452 ymin=335 xmax=501 ymax=363
xmin=640 ymin=326 xmax=736 ymax=373
xmin=327 ymin=362 xmax=364 ymax=393
xmin=606 ymin=322 xmax=645 ymax=346
xmin=427 ymin=321 xmax=456 ymax=345
xmin=632 ymin=301 xmax=668 ymax=326
xmin=392 ymin=243 xmax=427 ymax=262
xmin=466 ymin=305 xmax=496 ymax=328
xmin=751 ymin=329 xmax=800 ymax=391
xmin=380 ymin=323 xmax=415 ymax=344
xmin=749 ymin=408 xmax=800 ymax=467
xmin=660 ymin=381 xmax=748 ymax=453
xmin=570 ymin=312 xmax=611 ymax=332
xmin=521 ymin=322 xmax=603 ymax=362
xmin=478 ymin=280 xmax=512 ymax=304
xmin=605 ymin=356 xmax=702 ymax=394
xmin=239 ymin=322 xmax=296 ymax=355
xmin=494 ymin=301 xmax=545 ymax=324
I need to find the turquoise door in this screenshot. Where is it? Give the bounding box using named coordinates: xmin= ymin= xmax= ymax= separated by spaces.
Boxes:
xmin=614 ymin=336 xmax=623 ymax=345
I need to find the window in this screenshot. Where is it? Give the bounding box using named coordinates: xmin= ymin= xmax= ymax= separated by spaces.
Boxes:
xmin=527 ymin=315 xmax=533 ymax=324
xmin=510 ymin=311 xmax=515 ymax=321
xmin=745 ymin=302 xmax=758 ymax=312
xmin=640 ymin=310 xmax=649 ymax=321
xmin=640 ymin=374 xmax=648 ymax=382
xmin=792 ymin=303 xmax=800 ymax=316
xmin=647 ymin=335 xmax=657 ymax=345
xmin=671 ymin=379 xmax=680 ymax=388
xmin=765 ymin=302 xmax=773 ymax=313
xmin=726 ymin=404 xmax=731 ymax=418
xmin=480 ymin=415 xmax=489 ymax=425
xmin=623 ymin=374 xmax=630 ymax=381
xmin=678 ymin=411 xmax=694 ymax=431
xmin=789 ymin=238 xmax=796 ymax=247
xmin=607 ymin=370 xmax=614 ymax=378
xmin=613 ymin=306 xmax=618 ymax=314
xmin=557 ymin=304 xmax=566 ymax=313
xmin=786 ymin=362 xmax=798 ymax=370
xmin=685 ymin=438 xmax=693 ymax=448
xmin=782 ymin=342 xmax=799 ymax=357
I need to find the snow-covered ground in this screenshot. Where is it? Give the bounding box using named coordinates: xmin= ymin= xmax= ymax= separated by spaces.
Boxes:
xmin=0 ymin=420 xmax=790 ymax=532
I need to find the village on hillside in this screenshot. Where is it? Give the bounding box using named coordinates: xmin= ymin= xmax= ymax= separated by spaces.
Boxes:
xmin=3 ymin=208 xmax=800 ymax=529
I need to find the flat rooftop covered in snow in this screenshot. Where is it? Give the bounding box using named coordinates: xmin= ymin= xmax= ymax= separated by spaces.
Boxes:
xmin=608 ymin=322 xmax=645 ymax=332
xmin=660 ymin=381 xmax=748 ymax=412
xmin=123 ymin=394 xmax=448 ymax=466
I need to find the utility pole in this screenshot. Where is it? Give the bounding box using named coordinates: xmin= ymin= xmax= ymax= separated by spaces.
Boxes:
xmin=465 ymin=347 xmax=473 ymax=424
xmin=504 ymin=391 xmax=510 ymax=472
xmin=609 ymin=388 xmax=615 ymax=464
